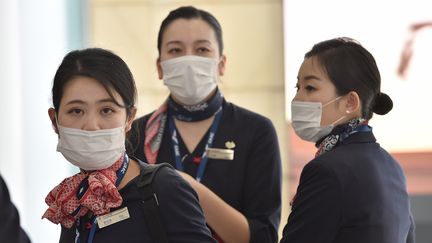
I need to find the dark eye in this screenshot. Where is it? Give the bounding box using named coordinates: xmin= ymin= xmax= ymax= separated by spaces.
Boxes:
xmin=197 ymin=47 xmax=210 ymax=53
xmin=101 ymin=107 xmax=114 ymax=115
xmin=305 ymin=85 xmax=316 ymax=91
xmin=168 ymin=48 xmax=182 ymax=54
xmin=68 ymin=108 xmax=83 ymax=116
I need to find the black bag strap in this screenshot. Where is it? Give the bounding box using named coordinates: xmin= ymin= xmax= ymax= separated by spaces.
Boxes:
xmin=136 ymin=162 xmax=173 ymax=243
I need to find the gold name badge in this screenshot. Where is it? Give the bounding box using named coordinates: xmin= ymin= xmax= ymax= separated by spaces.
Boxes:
xmin=207 ymin=148 xmax=234 ymax=160
xmin=96 ymin=207 xmax=130 ymax=229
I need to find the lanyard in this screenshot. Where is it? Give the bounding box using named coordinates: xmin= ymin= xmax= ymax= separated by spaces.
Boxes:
xmin=169 ymin=107 xmax=222 ymax=182
xmin=75 ymin=154 xmax=129 ymax=243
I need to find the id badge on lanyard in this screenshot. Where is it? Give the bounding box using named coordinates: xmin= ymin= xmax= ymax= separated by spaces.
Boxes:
xmin=169 ymin=108 xmax=223 ymax=182
xmin=75 ymin=154 xmax=129 ymax=243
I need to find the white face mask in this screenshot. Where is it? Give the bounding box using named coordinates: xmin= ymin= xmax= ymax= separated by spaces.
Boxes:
xmin=56 ymin=125 xmax=126 ymax=170
xmin=161 ymin=55 xmax=219 ymax=105
xmin=291 ymin=97 xmax=344 ymax=142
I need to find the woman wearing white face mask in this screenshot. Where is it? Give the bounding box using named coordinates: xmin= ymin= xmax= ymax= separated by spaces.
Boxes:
xmin=43 ymin=48 xmax=216 ymax=243
xmin=280 ymin=37 xmax=415 ymax=243
xmin=128 ymin=6 xmax=282 ymax=243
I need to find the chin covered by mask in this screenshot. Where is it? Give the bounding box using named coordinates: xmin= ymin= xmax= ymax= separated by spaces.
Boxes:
xmin=161 ymin=55 xmax=219 ymax=105
xmin=291 ymin=97 xmax=344 ymax=142
xmin=56 ymin=125 xmax=126 ymax=171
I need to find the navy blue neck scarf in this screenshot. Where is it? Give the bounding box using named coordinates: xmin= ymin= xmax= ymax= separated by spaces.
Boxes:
xmin=168 ymin=88 xmax=223 ymax=122
xmin=315 ymin=118 xmax=370 ymax=157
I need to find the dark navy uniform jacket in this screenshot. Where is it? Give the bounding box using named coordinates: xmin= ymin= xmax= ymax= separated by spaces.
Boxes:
xmin=281 ymin=130 xmax=415 ymax=243
xmin=129 ymin=99 xmax=282 ymax=243
xmin=59 ymin=163 xmax=216 ymax=243
xmin=0 ymin=175 xmax=31 ymax=243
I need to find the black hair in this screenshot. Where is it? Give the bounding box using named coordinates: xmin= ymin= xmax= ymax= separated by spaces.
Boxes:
xmin=305 ymin=37 xmax=393 ymax=119
xmin=51 ymin=48 xmax=137 ymax=117
xmin=157 ymin=6 xmax=224 ymax=56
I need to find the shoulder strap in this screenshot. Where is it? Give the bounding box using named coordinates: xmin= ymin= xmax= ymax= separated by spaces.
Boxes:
xmin=137 ymin=162 xmax=173 ymax=243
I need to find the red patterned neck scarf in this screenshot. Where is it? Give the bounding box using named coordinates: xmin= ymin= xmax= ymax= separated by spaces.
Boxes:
xmin=144 ymin=100 xmax=168 ymax=164
xmin=144 ymin=90 xmax=223 ymax=164
xmin=42 ymin=153 xmax=127 ymax=228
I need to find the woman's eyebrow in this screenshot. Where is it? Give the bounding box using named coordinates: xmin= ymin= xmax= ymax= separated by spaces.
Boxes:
xmin=302 ymin=75 xmax=322 ymax=81
xmin=64 ymin=100 xmax=86 ymax=106
xmin=165 ymin=40 xmax=182 ymax=46
xmin=194 ymin=39 xmax=212 ymax=45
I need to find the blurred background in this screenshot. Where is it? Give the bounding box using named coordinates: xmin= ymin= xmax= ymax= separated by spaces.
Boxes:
xmin=0 ymin=0 xmax=430 ymax=242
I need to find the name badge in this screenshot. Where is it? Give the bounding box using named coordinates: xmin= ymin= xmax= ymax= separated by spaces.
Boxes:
xmin=207 ymin=148 xmax=234 ymax=160
xmin=96 ymin=207 xmax=130 ymax=229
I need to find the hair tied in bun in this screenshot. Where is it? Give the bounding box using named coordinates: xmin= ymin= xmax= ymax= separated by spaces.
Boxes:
xmin=373 ymin=92 xmax=393 ymax=115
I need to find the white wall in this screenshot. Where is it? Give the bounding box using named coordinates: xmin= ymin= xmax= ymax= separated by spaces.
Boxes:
xmin=283 ymin=0 xmax=432 ymax=152
xmin=0 ymin=0 xmax=71 ymax=242
xmin=0 ymin=0 xmax=24 ymax=210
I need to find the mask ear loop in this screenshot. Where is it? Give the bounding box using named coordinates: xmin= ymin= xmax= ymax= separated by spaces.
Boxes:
xmin=124 ymin=105 xmax=136 ymax=132
xmin=216 ymin=56 xmax=224 ymax=84
xmin=54 ymin=113 xmax=59 ymax=125
xmin=330 ymin=114 xmax=347 ymax=126
xmin=323 ymin=96 xmax=343 ymax=107
xmin=53 ymin=112 xmax=62 ymax=133
xmin=322 ymin=96 xmax=347 ymax=126
xmin=122 ymin=120 xmax=129 ymax=133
